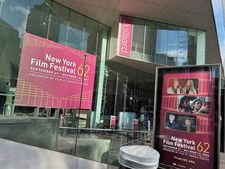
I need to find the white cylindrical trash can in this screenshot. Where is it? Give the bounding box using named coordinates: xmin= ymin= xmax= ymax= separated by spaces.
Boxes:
xmin=118 ymin=145 xmax=160 ymax=169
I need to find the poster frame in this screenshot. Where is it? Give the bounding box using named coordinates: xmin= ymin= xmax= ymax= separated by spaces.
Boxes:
xmin=153 ymin=64 xmax=221 ymax=169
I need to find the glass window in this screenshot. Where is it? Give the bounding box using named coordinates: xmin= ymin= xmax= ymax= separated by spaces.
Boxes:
xmin=0 ymin=24 xmax=20 ymax=92
xmin=177 ymin=27 xmax=188 ymax=65
xmin=0 ymin=0 xmax=29 ymax=34
xmin=131 ymin=18 xmax=144 ymax=60
xmin=0 ymin=0 xmax=28 ymax=93
xmin=48 ymin=2 xmax=69 ymax=44
xmin=125 ymin=15 xmax=205 ymax=66
xmin=26 ymin=0 xmax=52 ymax=38
xmin=92 ymin=24 xmax=109 ymax=112
xmin=0 ymin=0 xmax=112 ymax=160
xmin=156 ymin=24 xmax=168 ymax=65
xmin=106 ymin=61 xmax=155 ymax=118
xmin=0 ymin=8 xmax=21 ymax=115
xmin=167 ymin=25 xmax=178 ymax=66
xmin=67 ymin=11 xmax=85 ymax=50
xmin=97 ymin=24 xmax=109 ymax=57
xmin=144 ymin=22 xmax=156 ymax=62
xmin=84 ymin=18 xmax=98 ymax=54
xmin=196 ymin=30 xmax=205 ymax=65
xmin=188 ymin=29 xmax=197 ymax=65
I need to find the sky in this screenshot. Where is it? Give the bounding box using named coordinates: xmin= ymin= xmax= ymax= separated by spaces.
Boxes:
xmin=211 ymin=0 xmax=225 ymax=72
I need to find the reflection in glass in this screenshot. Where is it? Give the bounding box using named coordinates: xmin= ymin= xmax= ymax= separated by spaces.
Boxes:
xmin=0 ymin=0 xmax=29 ymax=33
xmin=167 ymin=26 xmax=178 ymax=66
xmin=67 ymin=12 xmax=85 ymax=50
xmin=177 ymin=27 xmax=188 ymax=65
xmin=85 ymin=18 xmax=98 ymax=54
xmin=131 ymin=18 xmax=144 ymax=60
xmin=156 ymin=24 xmax=167 ymax=65
xmin=125 ymin=16 xmax=204 ymax=66
xmin=26 ymin=0 xmax=51 ymax=38
xmin=144 ymin=22 xmax=156 ymax=62
xmin=188 ymin=29 xmax=197 ymax=65
xmin=48 ymin=2 xmax=69 ymax=44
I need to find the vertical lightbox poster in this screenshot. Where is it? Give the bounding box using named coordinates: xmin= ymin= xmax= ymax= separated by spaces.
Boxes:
xmin=153 ymin=65 xmax=221 ymax=169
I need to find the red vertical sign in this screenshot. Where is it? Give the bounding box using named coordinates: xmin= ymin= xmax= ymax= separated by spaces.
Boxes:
xmin=119 ymin=16 xmax=133 ymax=57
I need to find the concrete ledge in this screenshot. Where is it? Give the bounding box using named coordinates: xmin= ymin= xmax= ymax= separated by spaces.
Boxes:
xmin=0 ymin=116 xmax=59 ymax=150
xmin=58 ymin=136 xmax=111 ymax=163
xmin=0 ymin=138 xmax=117 ymax=169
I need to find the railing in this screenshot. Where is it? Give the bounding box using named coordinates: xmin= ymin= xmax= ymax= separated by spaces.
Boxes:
xmin=57 ymin=127 xmax=153 ymax=166
xmin=106 ymin=132 xmax=153 ymax=166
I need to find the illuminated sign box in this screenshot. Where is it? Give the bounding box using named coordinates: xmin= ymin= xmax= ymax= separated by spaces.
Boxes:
xmin=153 ymin=65 xmax=221 ymax=169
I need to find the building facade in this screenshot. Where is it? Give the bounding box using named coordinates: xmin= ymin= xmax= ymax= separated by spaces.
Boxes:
xmin=0 ymin=0 xmax=225 ymax=165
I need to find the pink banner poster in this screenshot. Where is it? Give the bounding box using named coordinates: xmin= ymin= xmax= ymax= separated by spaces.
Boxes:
xmin=15 ymin=32 xmax=96 ymax=109
xmin=157 ymin=71 xmax=217 ymax=169
xmin=119 ymin=15 xmax=132 ymax=57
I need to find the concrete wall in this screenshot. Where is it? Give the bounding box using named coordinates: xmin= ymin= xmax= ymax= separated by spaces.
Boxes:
xmin=0 ymin=116 xmax=59 ymax=150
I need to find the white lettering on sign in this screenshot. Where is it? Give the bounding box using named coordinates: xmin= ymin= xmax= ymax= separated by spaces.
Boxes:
xmin=45 ymin=53 xmax=61 ymax=63
xmin=119 ymin=16 xmax=132 ymax=57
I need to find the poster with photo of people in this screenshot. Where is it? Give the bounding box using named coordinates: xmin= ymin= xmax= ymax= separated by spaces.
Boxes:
xmin=178 ymin=96 xmax=211 ymax=114
xmin=165 ymin=112 xmax=196 ymax=133
xmin=167 ymin=78 xmax=198 ymax=95
xmin=154 ymin=65 xmax=220 ymax=169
